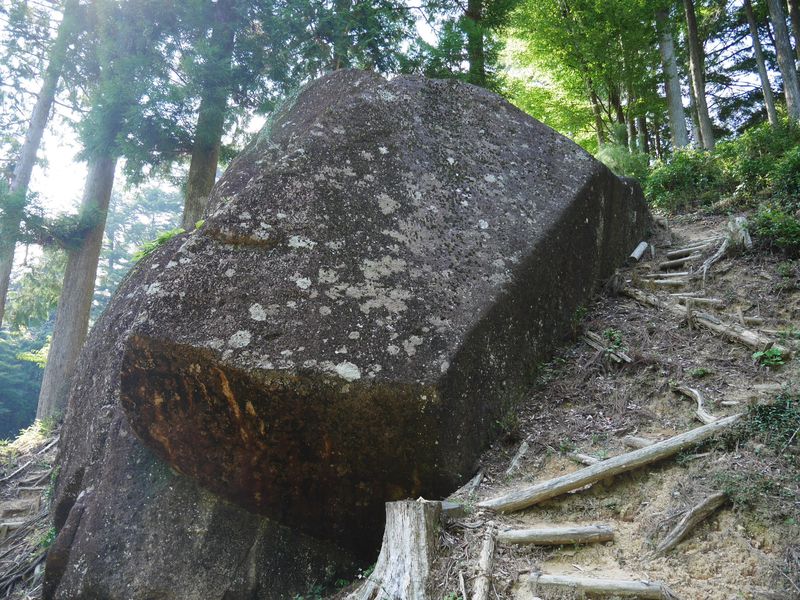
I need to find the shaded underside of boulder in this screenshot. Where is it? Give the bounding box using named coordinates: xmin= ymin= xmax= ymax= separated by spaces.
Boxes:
xmin=45 ymin=70 xmax=649 ymax=599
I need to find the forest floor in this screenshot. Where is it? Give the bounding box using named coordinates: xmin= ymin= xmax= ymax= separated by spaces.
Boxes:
xmin=420 ymin=213 xmax=800 ymax=600
xmin=0 ymin=423 xmax=58 ymax=599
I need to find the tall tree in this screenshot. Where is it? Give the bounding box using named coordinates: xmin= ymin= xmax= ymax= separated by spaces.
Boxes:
xmin=182 ymin=0 xmax=237 ymax=229
xmin=788 ymin=0 xmax=800 ymax=62
xmin=37 ymin=0 xmax=178 ymax=419
xmin=744 ymin=0 xmax=779 ymax=126
xmin=655 ymin=8 xmax=689 ymax=148
xmin=0 ymin=0 xmax=80 ymax=329
xmin=767 ymin=0 xmax=800 ymax=121
xmin=682 ymin=0 xmax=715 ymax=149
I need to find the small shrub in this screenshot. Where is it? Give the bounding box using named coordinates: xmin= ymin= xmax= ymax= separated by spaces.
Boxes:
xmin=771 ymin=145 xmax=800 ymax=210
xmin=596 ymin=143 xmax=650 ymax=180
xmin=644 ymin=150 xmax=727 ymax=212
xmin=745 ymin=392 xmax=800 ymax=450
xmin=752 ymin=205 xmax=800 ymax=257
xmin=752 ymin=347 xmax=785 ymax=367
xmin=133 ymin=227 xmax=186 ymax=262
xmin=689 ymin=367 xmax=712 ymax=378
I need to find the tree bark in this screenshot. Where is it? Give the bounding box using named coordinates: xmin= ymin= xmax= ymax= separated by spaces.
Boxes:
xmin=636 ymin=116 xmax=649 ymax=153
xmin=182 ymin=0 xmax=237 ymax=230
xmin=347 ymin=500 xmax=440 ymax=600
xmin=331 ymin=0 xmax=352 ymax=69
xmin=465 ymin=0 xmax=486 ymax=87
xmin=588 ymin=85 xmax=607 ymax=145
xmin=767 ymin=0 xmax=800 ymax=121
xmin=745 ymin=0 xmax=780 ymax=126
xmin=683 ymin=0 xmax=715 ymax=149
xmin=37 ymin=156 xmax=118 ymax=419
xmin=0 ymin=0 xmax=79 ymax=328
xmin=788 ymin=0 xmax=800 ymax=63
xmin=687 ymin=82 xmax=703 ymax=148
xmin=655 ymin=9 xmax=689 ymax=148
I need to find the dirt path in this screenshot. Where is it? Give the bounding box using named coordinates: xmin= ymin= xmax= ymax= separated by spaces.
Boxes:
xmin=430 ymin=214 xmax=800 ymax=600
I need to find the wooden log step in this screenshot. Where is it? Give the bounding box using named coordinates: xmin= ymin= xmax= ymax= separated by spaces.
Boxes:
xmin=527 ymin=573 xmax=672 ymax=598
xmin=497 ymin=524 xmax=614 ymax=545
xmin=477 ymin=414 xmax=742 ymax=513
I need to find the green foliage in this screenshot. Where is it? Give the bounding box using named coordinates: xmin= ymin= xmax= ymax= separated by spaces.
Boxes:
xmin=0 ymin=331 xmax=45 ymax=439
xmin=601 ymin=328 xmax=623 ymax=349
xmin=37 ymin=526 xmax=57 ymax=550
xmin=714 ymin=469 xmax=782 ymax=509
xmin=16 ymin=337 xmax=50 ymax=368
xmin=596 ymin=143 xmax=649 ymax=180
xmin=745 ymin=393 xmax=800 ymax=450
xmin=752 ymin=347 xmax=785 ymax=367
xmin=752 ymin=205 xmax=800 ymax=257
xmin=5 ymin=249 xmax=65 ymax=330
xmin=644 ymin=150 xmax=727 ymax=212
xmin=132 ymin=227 xmax=186 ymax=262
xmin=689 ymin=367 xmax=712 ymax=379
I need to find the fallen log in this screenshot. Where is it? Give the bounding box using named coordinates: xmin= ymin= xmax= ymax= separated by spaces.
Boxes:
xmin=659 ymin=254 xmax=701 ymax=270
xmin=641 ymin=271 xmax=689 ymax=279
xmin=655 ymin=492 xmax=728 ymax=556
xmin=505 ymin=440 xmax=529 ymax=475
xmin=497 ymin=524 xmax=614 ymax=545
xmin=583 ymin=332 xmax=632 ymax=363
xmin=527 ymin=573 xmax=672 ymax=598
xmin=665 ymin=242 xmax=714 ymax=260
xmin=674 ymin=296 xmax=724 ymax=308
xmin=673 ymin=386 xmax=718 ymax=424
xmin=630 ymin=241 xmax=649 ymax=262
xmin=621 ymin=287 xmax=791 ymax=357
xmin=477 ymin=414 xmax=742 ymax=513
xmin=472 ymin=525 xmax=496 ymax=600
xmin=348 ymin=500 xmax=441 ymax=600
xmin=567 ymin=452 xmax=601 ymax=466
xmin=621 ymin=435 xmax=655 ymax=449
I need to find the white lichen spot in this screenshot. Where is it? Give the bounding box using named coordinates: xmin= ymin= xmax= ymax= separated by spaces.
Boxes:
xmin=387 ymin=344 xmax=400 ymax=356
xmin=403 ymin=335 xmax=423 ymax=357
xmin=228 ymin=330 xmax=251 ymax=348
xmin=290 ymin=273 xmax=312 ymax=290
xmin=150 ymin=263 xmax=160 ymax=270
xmin=332 ymin=126 xmax=345 ymax=135
xmin=225 ymin=268 xmax=236 ymax=278
xmin=335 ymin=346 xmax=348 ymax=354
xmin=146 ymin=282 xmax=162 ymax=296
xmin=440 ymin=360 xmax=450 ymax=374
xmin=276 ymin=212 xmax=288 ymax=219
xmin=447 ymin=157 xmax=455 ymax=165
xmin=288 ymin=235 xmax=316 ymax=249
xmin=377 ymin=193 xmax=399 ymax=215
xmin=166 ymin=260 xmax=178 ymax=269
xmin=326 ymin=240 xmax=344 ymax=251
xmin=286 ymin=301 xmax=297 ymax=308
xmin=478 ymin=219 xmax=489 ymax=230
xmin=378 ymin=146 xmax=389 ymax=155
xmin=303 ymin=359 xmax=318 ymax=369
xmin=240 ymin=211 xmax=252 ymax=220
xmin=484 ymin=174 xmax=497 ymax=183
xmin=280 ymin=349 xmax=293 ymax=356
xmin=249 ymin=303 xmax=267 ymax=321
xmin=348 ymin=331 xmax=361 ymax=340
xmin=319 ymin=306 xmax=332 ymax=316
xmin=334 ymin=361 xmax=361 ymax=381
xmin=318 ymin=268 xmax=339 ymax=284
xmin=360 ymin=150 xmax=374 ymax=161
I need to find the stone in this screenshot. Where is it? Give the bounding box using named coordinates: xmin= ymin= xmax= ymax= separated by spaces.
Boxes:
xmin=45 ymin=70 xmax=649 ymax=599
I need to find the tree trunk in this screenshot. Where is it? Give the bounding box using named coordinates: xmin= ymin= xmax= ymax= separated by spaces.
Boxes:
xmin=688 ymin=83 xmax=703 ymax=148
xmin=0 ymin=0 xmax=79 ymax=328
xmin=182 ymin=0 xmax=237 ymax=230
xmin=465 ymin=0 xmax=486 ymax=87
xmin=655 ymin=9 xmax=689 ymax=148
xmin=588 ymin=85 xmax=607 ymax=145
xmin=683 ymin=0 xmax=715 ymax=149
xmin=788 ymin=0 xmax=800 ymax=63
xmin=767 ymin=0 xmax=800 ymax=121
xmin=745 ymin=0 xmax=780 ymax=126
xmin=654 ymin=115 xmax=664 ymax=158
xmin=637 ymin=115 xmax=650 ymax=153
xmin=37 ymin=156 xmax=117 ymax=419
xmin=331 ymin=0 xmax=352 ymax=69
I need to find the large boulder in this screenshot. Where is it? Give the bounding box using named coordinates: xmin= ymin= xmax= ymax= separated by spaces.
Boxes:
xmin=46 ymin=70 xmax=649 ymax=599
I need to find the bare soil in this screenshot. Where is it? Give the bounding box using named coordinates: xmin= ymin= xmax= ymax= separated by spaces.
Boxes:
xmin=427 ymin=213 xmax=800 ymax=600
